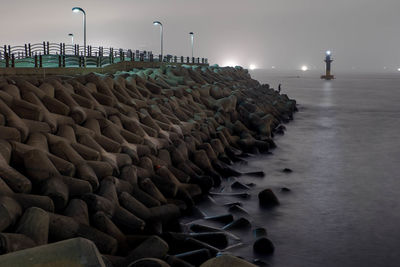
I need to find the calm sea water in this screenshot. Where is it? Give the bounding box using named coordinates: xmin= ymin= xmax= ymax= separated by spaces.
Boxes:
xmin=194 ymin=70 xmax=400 ymax=267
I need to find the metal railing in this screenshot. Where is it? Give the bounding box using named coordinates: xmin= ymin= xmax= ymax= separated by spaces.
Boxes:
xmin=0 ymin=41 xmax=208 ymax=68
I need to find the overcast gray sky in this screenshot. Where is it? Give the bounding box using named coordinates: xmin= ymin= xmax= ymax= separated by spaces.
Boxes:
xmin=1 ymin=0 xmax=400 ymax=71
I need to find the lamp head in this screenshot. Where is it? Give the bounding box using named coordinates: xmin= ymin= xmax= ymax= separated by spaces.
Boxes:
xmin=72 ymin=7 xmax=85 ymax=14
xmin=326 ymin=50 xmax=331 ymax=56
xmin=189 ymin=32 xmax=194 ymax=35
xmin=68 ymin=33 xmax=74 ymax=37
xmin=153 ymin=21 xmax=162 ymax=26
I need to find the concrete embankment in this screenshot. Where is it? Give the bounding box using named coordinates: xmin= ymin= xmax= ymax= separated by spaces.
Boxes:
xmin=0 ymin=64 xmax=296 ymax=266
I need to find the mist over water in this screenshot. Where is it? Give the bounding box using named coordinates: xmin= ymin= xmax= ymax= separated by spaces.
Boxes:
xmin=211 ymin=70 xmax=400 ymax=267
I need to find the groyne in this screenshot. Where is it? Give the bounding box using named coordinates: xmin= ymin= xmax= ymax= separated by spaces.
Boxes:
xmin=0 ymin=64 xmax=296 ymax=266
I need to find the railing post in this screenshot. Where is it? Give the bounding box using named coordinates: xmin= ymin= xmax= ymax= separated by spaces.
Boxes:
xmin=28 ymin=43 xmax=32 ymax=57
xmin=24 ymin=44 xmax=28 ymax=58
xmin=159 ymin=54 xmax=162 ymax=62
xmin=63 ymin=55 xmax=66 ymax=67
xmin=5 ymin=52 xmax=9 ymax=68
xmin=186 ymin=56 xmax=189 ymax=63
xmin=58 ymin=55 xmax=62 ymax=67
xmin=34 ymin=54 xmax=38 ymax=68
xmin=39 ymin=54 xmax=43 ymax=68
xmin=46 ymin=41 xmax=50 ymax=55
xmin=11 ymin=54 xmax=15 ymax=68
xmin=43 ymin=42 xmax=46 ymax=55
xmin=181 ymin=56 xmax=184 ymax=63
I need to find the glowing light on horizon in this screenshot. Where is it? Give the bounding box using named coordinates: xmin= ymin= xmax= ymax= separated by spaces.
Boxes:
xmin=301 ymin=65 xmax=308 ymax=71
xmin=397 ymin=68 xmax=400 ymax=72
xmin=223 ymin=60 xmax=238 ymax=67
xmin=271 ymin=66 xmax=276 ymax=69
xmin=249 ymin=64 xmax=256 ymax=70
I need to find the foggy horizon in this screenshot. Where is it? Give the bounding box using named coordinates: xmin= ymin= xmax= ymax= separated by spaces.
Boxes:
xmin=2 ymin=0 xmax=400 ymax=72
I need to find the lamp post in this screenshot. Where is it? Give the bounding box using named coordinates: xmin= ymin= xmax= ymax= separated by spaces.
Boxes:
xmin=153 ymin=21 xmax=163 ymax=61
xmin=68 ymin=33 xmax=74 ymax=45
xmin=72 ymin=7 xmax=86 ymax=57
xmin=189 ymin=32 xmax=194 ymax=59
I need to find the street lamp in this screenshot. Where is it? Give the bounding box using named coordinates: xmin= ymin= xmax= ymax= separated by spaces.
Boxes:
xmin=68 ymin=33 xmax=74 ymax=45
xmin=153 ymin=21 xmax=163 ymax=61
xmin=72 ymin=7 xmax=86 ymax=57
xmin=189 ymin=32 xmax=194 ymax=59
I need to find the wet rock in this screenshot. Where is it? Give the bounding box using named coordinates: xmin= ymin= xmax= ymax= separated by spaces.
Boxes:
xmin=175 ymin=248 xmax=211 ymax=266
xmin=258 ymin=189 xmax=279 ymax=207
xmin=253 ymin=227 xmax=267 ymax=238
xmin=253 ymin=237 xmax=275 ymax=255
xmin=204 ymin=214 xmax=234 ymax=224
xmin=282 ymin=168 xmax=292 ymax=173
xmin=222 ymin=217 xmax=251 ymax=230
xmin=128 ymin=258 xmax=170 ymax=267
xmin=281 ymin=187 xmax=291 ymax=192
xmin=200 ymin=254 xmax=258 ymax=267
xmin=231 ymin=181 xmax=251 ymax=190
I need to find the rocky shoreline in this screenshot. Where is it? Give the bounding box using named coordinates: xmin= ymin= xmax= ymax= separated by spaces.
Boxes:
xmin=0 ymin=65 xmax=296 ymax=266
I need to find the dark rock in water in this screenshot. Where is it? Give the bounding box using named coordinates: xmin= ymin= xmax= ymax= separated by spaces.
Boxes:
xmin=228 ymin=204 xmax=249 ymax=214
xmin=258 ymin=189 xmax=279 ymax=207
xmin=274 ymin=124 xmax=286 ymax=135
xmin=209 ymin=192 xmax=250 ymax=199
xmin=222 ymin=217 xmax=251 ymax=230
xmin=253 ymin=259 xmax=269 ymax=266
xmin=281 ymin=187 xmax=291 ymax=192
xmin=253 ymin=237 xmax=275 ymax=255
xmin=223 ymin=201 xmax=242 ymax=207
xmin=201 ymin=254 xmax=258 ymax=267
xmin=128 ymin=258 xmax=170 ymax=267
xmin=253 ymin=227 xmax=267 ymax=238
xmin=190 ymin=175 xmax=214 ymax=194
xmin=246 ymin=183 xmax=256 ymax=187
xmin=165 ymin=255 xmax=195 ymax=267
xmin=189 ymin=224 xmax=222 ymax=233
xmin=282 ymin=168 xmax=292 ymax=173
xmin=231 ymin=181 xmax=251 ymax=190
xmin=204 ymin=214 xmax=234 ymax=224
xmin=175 ymin=248 xmax=211 ymax=266
xmin=243 ymin=171 xmax=265 ymax=178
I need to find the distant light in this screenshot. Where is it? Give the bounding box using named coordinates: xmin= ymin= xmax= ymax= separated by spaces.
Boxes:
xmin=223 ymin=60 xmax=238 ymax=67
xmin=271 ymin=66 xmax=276 ymax=69
xmin=326 ymin=50 xmax=331 ymax=56
xmin=249 ymin=64 xmax=256 ymax=70
xmin=397 ymin=68 xmax=400 ymax=72
xmin=301 ymin=65 xmax=308 ymax=71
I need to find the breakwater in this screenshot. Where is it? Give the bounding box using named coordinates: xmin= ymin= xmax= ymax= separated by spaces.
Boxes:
xmin=0 ymin=65 xmax=296 ymax=266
